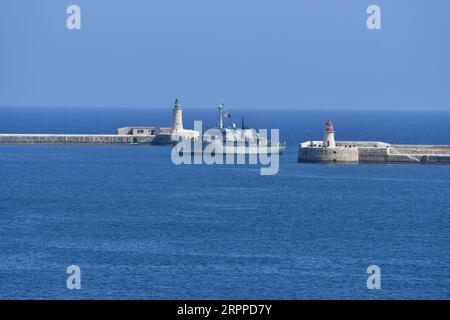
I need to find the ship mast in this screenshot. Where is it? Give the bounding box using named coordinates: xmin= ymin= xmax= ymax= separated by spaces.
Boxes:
xmin=217 ymin=103 xmax=225 ymax=129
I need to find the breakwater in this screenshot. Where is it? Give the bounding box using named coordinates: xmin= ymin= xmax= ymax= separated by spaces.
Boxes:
xmin=298 ymin=141 xmax=450 ymax=164
xmin=0 ymin=134 xmax=155 ymax=145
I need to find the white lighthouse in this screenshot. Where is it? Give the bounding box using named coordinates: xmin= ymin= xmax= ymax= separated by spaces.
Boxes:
xmin=169 ymin=99 xmax=199 ymax=142
xmin=171 ymin=98 xmax=183 ymax=132
xmin=323 ymin=120 xmax=336 ymax=148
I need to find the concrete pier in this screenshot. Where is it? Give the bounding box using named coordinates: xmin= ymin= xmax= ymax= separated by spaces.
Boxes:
xmin=298 ymin=141 xmax=450 ymax=164
xmin=298 ymin=121 xmax=450 ymax=164
xmin=0 ymin=134 xmax=155 ymax=145
xmin=0 ymin=99 xmax=199 ymax=147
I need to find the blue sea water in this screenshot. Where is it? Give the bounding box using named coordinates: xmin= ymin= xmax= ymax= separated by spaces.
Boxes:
xmin=0 ymin=107 xmax=449 ymax=299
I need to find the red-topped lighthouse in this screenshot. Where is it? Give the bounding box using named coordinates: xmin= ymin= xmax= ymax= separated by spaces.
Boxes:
xmin=323 ymin=120 xmax=336 ymax=147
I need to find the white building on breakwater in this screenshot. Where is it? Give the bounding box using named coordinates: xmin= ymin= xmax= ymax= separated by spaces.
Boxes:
xmin=118 ymin=99 xmax=199 ymax=145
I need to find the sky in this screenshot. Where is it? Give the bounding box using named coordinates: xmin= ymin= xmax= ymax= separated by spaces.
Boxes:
xmin=1 ymin=0 xmax=449 ymax=109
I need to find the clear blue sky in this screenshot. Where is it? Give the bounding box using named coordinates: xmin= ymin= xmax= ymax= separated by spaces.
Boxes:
xmin=1 ymin=0 xmax=449 ymax=109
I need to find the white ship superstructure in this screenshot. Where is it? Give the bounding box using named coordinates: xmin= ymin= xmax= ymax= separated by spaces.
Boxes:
xmin=201 ymin=104 xmax=286 ymax=154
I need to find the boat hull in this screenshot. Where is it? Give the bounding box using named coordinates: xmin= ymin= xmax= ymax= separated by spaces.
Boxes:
xmin=174 ymin=140 xmax=286 ymax=155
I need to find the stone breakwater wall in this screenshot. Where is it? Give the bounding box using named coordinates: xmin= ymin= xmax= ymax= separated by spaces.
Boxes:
xmin=298 ymin=141 xmax=450 ymax=164
xmin=0 ymin=134 xmax=155 ymax=145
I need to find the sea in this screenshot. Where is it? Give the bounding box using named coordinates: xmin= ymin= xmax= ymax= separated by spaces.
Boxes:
xmin=0 ymin=106 xmax=449 ymax=299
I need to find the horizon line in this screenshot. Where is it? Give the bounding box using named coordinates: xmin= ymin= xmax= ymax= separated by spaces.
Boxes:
xmin=1 ymin=105 xmax=450 ymax=112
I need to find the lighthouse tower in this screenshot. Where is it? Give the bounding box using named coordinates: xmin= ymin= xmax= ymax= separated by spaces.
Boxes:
xmin=323 ymin=120 xmax=336 ymax=148
xmin=171 ymin=99 xmax=183 ymax=132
